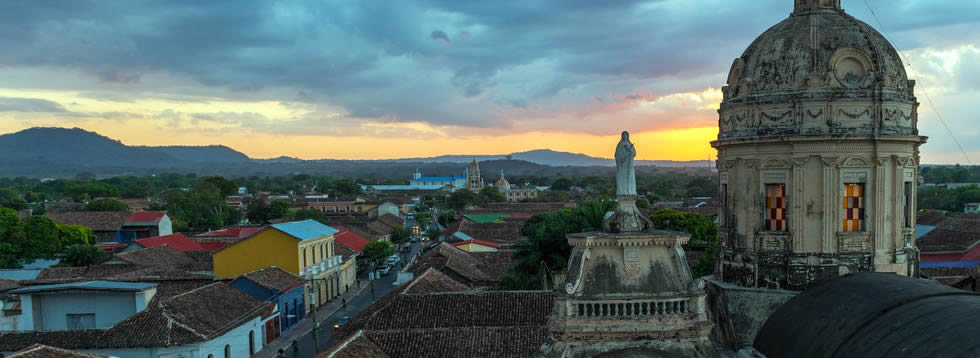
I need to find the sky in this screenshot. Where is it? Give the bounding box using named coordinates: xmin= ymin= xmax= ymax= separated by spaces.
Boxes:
xmin=0 ymin=0 xmax=978 ymax=163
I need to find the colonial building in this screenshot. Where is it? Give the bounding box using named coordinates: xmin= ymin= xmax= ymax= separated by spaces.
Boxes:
xmin=465 ymin=160 xmax=485 ymax=191
xmin=712 ymin=0 xmax=927 ymax=290
xmin=494 ymin=170 xmax=539 ymax=202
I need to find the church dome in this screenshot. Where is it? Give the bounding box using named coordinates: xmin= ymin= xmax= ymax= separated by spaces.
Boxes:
xmin=718 ymin=0 xmax=918 ymax=141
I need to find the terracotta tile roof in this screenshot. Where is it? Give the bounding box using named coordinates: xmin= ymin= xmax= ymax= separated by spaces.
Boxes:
xmin=335 ymin=245 xmax=358 ymax=261
xmin=335 ymin=231 xmax=370 ymax=253
xmin=34 ymin=265 xmax=142 ymax=282
xmin=96 ymin=243 xmax=128 ymax=255
xmin=408 ymin=244 xmax=513 ymax=287
xmin=349 ymin=227 xmax=384 ymax=242
xmin=366 ymin=221 xmax=394 ymax=236
xmin=917 ymin=228 xmax=980 ymax=252
xmin=916 ymin=214 xmax=951 ymax=226
xmin=0 ymin=283 xmax=270 ymax=351
xmin=44 ymin=212 xmax=130 ymax=232
xmin=236 ymin=266 xmax=305 ymax=293
xmin=8 ymin=343 xmax=108 ymax=358
xmin=112 ymin=245 xmax=212 ymax=272
xmin=448 ymin=220 xmax=523 ymax=247
xmin=920 ymin=266 xmax=978 ymax=288
xmin=125 ymin=211 xmax=167 ymax=224
xmin=196 ymin=226 xmax=264 ymax=238
xmin=134 ymin=233 xmax=206 ymax=252
xmin=375 ymin=214 xmax=403 ymax=229
xmin=467 ymin=202 xmax=569 ymax=215
xmin=402 ymin=268 xmax=469 ymax=294
xmin=330 ymin=286 xmax=553 ymax=356
xmin=318 ymin=331 xmax=389 ymax=358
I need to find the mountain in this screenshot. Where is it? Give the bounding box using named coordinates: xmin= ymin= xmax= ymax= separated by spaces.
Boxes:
xmin=137 ymin=145 xmax=250 ymax=163
xmin=0 ymin=127 xmax=711 ymax=177
xmin=392 ymin=149 xmax=711 ymax=168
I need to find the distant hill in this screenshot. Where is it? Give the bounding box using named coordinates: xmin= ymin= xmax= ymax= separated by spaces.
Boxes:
xmin=0 ymin=127 xmax=712 ymax=177
xmin=393 ymin=149 xmax=711 ymax=167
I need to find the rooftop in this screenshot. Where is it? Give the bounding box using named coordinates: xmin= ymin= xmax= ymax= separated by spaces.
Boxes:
xmin=124 ymin=211 xmax=167 ymax=225
xmin=8 ymin=344 xmax=108 ymax=358
xmin=270 ymin=219 xmax=339 ymax=241
xmin=236 ymin=266 xmax=305 ymax=293
xmin=134 ymin=233 xmax=206 ymax=252
xmin=335 ymin=231 xmax=370 ymax=253
xmin=11 ymin=281 xmax=157 ymax=294
xmin=44 ymin=211 xmax=130 ymax=231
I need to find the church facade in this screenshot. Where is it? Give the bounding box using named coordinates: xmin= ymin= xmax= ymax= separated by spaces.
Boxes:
xmin=711 ymin=0 xmax=927 ymax=290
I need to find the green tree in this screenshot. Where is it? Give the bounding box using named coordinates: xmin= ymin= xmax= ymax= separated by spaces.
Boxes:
xmin=686 ymin=176 xmax=717 ymax=197
xmin=501 ymin=207 xmax=587 ymax=290
xmin=551 ymin=178 xmax=573 ymax=191
xmin=1 ymin=197 xmax=28 ymax=211
xmin=577 ymin=199 xmax=616 ymax=230
xmin=390 ymin=226 xmax=412 ymax=245
xmin=200 ymin=176 xmax=238 ymax=197
xmin=246 ymin=198 xmax=271 ymax=224
xmin=61 ymin=244 xmax=108 ymax=267
xmin=479 ymin=187 xmax=507 ymax=203
xmin=83 ymin=199 xmax=130 ymax=212
xmin=446 ymin=189 xmax=483 ymax=211
xmin=58 ymin=224 xmax=96 ymax=247
xmin=21 ymin=216 xmax=62 ymax=260
xmin=293 ymin=209 xmax=330 ymax=225
xmin=363 ymin=241 xmax=395 ymax=268
xmin=269 ymin=200 xmax=291 ymax=220
xmin=414 ymin=212 xmax=432 ymax=228
xmin=649 ymin=208 xmax=718 ymax=277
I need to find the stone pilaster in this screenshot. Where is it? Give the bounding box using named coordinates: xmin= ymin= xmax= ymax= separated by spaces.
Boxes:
xmin=791 ymin=157 xmax=808 ymax=251
xmin=821 ymin=157 xmax=837 ymax=253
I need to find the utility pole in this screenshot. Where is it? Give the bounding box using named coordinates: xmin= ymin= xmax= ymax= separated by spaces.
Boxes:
xmin=309 ymin=281 xmax=321 ymax=353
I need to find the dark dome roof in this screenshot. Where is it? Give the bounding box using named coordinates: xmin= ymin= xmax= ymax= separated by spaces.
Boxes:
xmin=754 ymin=273 xmax=980 ymax=358
xmin=727 ymin=7 xmax=909 ymax=96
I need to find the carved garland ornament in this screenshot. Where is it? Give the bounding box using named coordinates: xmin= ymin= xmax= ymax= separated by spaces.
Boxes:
xmin=761 ymin=110 xmax=793 ymax=122
xmin=839 ymin=108 xmax=870 ymax=120
xmin=623 ymin=262 xmax=641 ymax=278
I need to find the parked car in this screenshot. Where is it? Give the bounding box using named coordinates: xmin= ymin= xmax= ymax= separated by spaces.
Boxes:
xmin=380 ymin=265 xmax=393 ymax=275
xmin=387 ymin=255 xmax=401 ymax=265
xmin=333 ymin=316 xmax=351 ymax=328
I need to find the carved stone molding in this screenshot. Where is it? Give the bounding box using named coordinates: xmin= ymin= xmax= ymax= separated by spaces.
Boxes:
xmin=718 ymin=160 xmax=736 ymax=169
xmin=821 ymin=156 xmax=839 ymax=167
xmin=762 ymin=158 xmax=789 ymax=169
xmin=744 ymin=159 xmax=759 ymax=169
xmin=841 ymin=156 xmax=872 ymax=168
xmin=875 ymin=156 xmax=889 ymax=166
xmin=791 ymin=157 xmax=809 ymax=167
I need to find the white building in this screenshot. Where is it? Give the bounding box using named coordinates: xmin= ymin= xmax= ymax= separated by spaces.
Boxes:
xmin=0 ymin=282 xmax=275 ymax=358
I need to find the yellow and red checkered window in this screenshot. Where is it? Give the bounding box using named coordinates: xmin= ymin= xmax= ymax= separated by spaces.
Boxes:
xmin=843 ymin=183 xmax=865 ymax=232
xmin=765 ymin=184 xmax=787 ymax=231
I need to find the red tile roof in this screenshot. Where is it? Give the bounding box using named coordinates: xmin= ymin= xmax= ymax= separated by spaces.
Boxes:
xmin=134 ymin=233 xmax=206 ymax=252
xmin=197 ymin=226 xmax=264 ymax=238
xmin=450 ymin=239 xmax=502 ymax=249
xmin=125 ymin=211 xmax=167 ymax=224
xmin=335 ymin=231 xmax=370 ymax=253
xmin=45 ymin=212 xmax=130 ymax=232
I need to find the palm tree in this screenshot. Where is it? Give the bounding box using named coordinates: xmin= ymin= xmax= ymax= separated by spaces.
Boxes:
xmin=577 ymin=199 xmax=617 ymax=230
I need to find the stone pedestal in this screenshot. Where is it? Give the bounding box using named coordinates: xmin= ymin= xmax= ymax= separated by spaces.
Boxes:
xmin=547 ymin=230 xmax=717 ymax=357
xmin=602 ymin=195 xmax=653 ymax=233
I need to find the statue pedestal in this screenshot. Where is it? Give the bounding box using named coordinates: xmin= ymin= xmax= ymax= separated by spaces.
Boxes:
xmin=602 ymin=195 xmax=654 ymax=233
xmin=546 ymin=230 xmax=716 ymax=357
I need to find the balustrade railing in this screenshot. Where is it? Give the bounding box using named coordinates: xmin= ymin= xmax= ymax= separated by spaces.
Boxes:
xmin=568 ymin=298 xmax=693 ymax=318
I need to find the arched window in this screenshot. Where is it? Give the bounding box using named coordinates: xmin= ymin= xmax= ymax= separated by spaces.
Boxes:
xmin=303 ymin=247 xmax=308 ymax=267
xmin=249 ymin=330 xmax=255 ymax=355
xmin=224 ymin=345 xmax=230 ymax=358
xmin=207 ymin=355 xmax=213 ymax=358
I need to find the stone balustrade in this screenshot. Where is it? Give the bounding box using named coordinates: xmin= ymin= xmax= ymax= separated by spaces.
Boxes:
xmin=567 ymin=297 xmax=696 ymax=318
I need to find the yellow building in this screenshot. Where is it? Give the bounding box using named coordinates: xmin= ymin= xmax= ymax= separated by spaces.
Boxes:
xmin=450 ymin=240 xmax=500 ymax=252
xmin=213 ymin=219 xmax=350 ymax=309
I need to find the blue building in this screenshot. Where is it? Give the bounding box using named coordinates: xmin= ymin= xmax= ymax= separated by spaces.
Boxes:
xmin=410 ymin=168 xmax=466 ymax=188
xmin=230 ymin=266 xmax=307 ymax=338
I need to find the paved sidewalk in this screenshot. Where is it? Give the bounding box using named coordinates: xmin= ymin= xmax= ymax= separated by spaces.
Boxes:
xmin=254 ymin=279 xmax=371 ymax=358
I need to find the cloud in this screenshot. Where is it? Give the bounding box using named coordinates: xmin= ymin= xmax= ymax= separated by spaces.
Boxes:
xmin=430 ymin=30 xmax=451 ymax=44
xmin=0 ymin=97 xmax=67 ymax=112
xmin=0 ymin=0 xmax=977 ymax=155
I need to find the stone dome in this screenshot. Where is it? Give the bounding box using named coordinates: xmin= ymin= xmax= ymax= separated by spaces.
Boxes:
xmin=718 ymin=0 xmax=919 ymax=141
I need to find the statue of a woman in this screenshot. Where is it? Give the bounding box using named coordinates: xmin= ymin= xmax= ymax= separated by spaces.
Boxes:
xmin=615 ymin=131 xmax=637 ymax=196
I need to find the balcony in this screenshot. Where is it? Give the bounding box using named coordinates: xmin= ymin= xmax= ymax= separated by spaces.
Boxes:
xmin=301 ymin=255 xmax=344 ymax=278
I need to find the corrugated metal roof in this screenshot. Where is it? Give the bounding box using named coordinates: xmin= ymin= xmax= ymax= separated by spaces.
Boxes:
xmin=463 ymin=213 xmax=509 ymax=224
xmin=916 ymin=224 xmax=936 ymax=239
xmin=0 ymin=269 xmax=42 ymax=281
xmin=414 ymin=176 xmax=463 ymax=181
xmin=361 ymin=185 xmax=449 ymax=191
xmin=452 ymin=232 xmax=474 ymax=241
xmin=270 ymin=219 xmax=339 ymax=241
xmin=11 ymin=280 xmax=158 ymax=294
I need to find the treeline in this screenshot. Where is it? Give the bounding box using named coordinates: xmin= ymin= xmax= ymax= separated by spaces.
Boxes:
xmin=918 ymin=184 xmax=980 ymax=213
xmin=920 ymin=165 xmax=980 ymax=184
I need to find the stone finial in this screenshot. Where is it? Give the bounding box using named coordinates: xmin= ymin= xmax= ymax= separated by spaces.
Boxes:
xmin=794 ymin=0 xmax=841 ymax=13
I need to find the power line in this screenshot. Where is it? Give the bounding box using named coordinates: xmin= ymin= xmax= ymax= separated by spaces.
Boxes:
xmin=862 ymin=0 xmax=974 ymax=165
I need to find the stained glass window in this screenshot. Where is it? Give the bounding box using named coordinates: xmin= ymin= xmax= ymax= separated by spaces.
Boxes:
xmin=765 ymin=184 xmax=787 ymax=231
xmin=843 ymin=183 xmax=865 ymax=232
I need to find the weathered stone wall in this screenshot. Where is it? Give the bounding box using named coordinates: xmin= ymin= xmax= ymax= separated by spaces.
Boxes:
xmin=704 ymin=277 xmax=796 ymax=350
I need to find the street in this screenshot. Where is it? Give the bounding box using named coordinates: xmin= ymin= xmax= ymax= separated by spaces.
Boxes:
xmin=267 ymin=239 xmax=422 ymax=358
